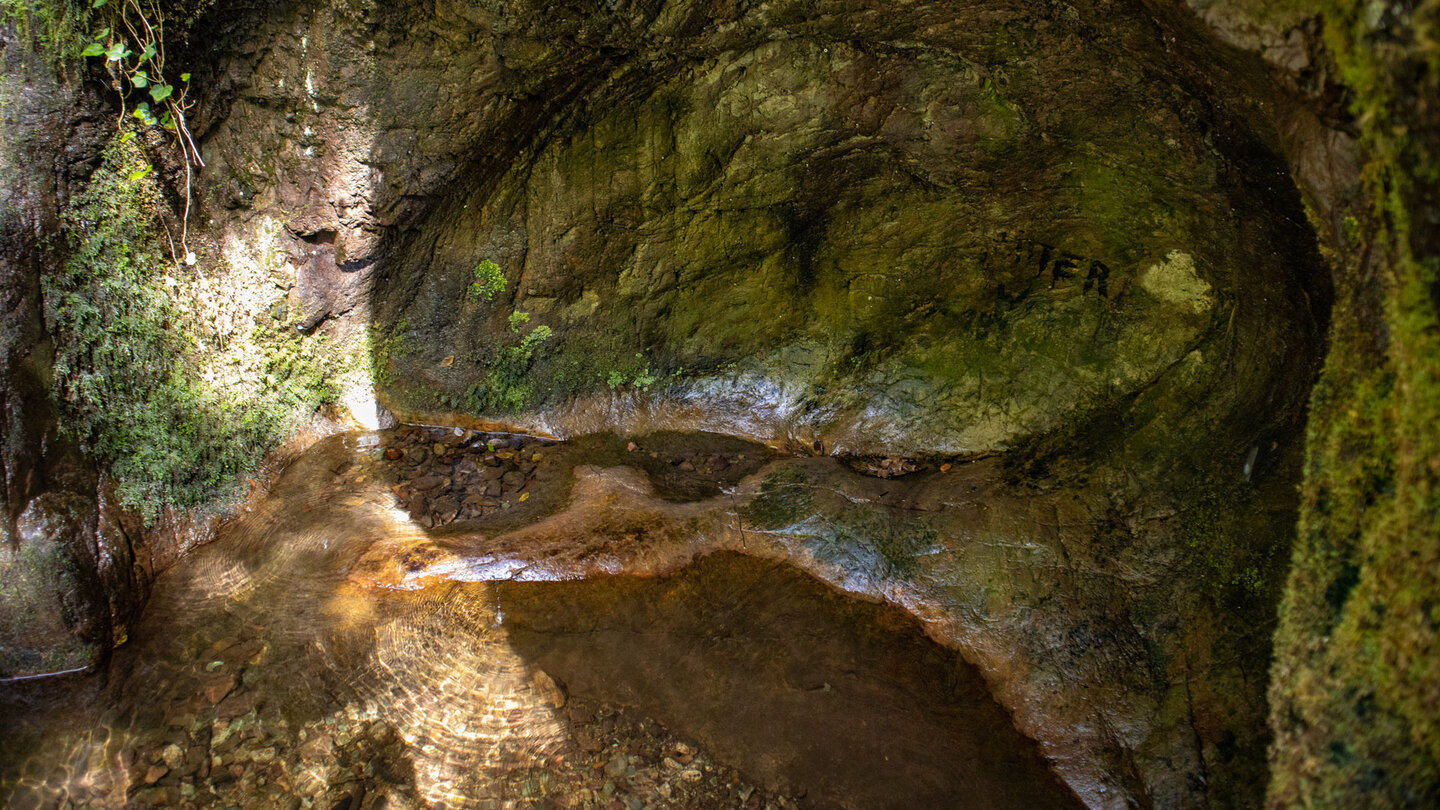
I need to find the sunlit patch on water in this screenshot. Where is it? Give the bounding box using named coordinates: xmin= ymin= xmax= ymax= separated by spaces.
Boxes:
xmin=186 ymin=555 xmax=258 ymax=602
xmin=2 ymin=725 xmax=133 ymax=807
xmin=348 ymin=587 xmax=572 ymax=807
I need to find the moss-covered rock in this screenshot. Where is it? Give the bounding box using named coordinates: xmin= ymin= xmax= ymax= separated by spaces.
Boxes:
xmin=0 ymin=492 xmax=103 ymax=676
xmin=373 ymin=25 xmax=1312 ymax=457
xmin=1263 ymin=2 xmax=1440 ymax=806
xmin=43 ymin=133 xmax=351 ymax=524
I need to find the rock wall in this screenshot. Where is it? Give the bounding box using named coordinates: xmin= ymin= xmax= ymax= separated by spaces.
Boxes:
xmin=177 ymin=2 xmax=1329 ymax=807
xmin=5 ymin=0 xmax=1436 ymax=807
xmin=0 ymin=9 xmax=346 ymax=680
xmin=1146 ymin=2 xmax=1440 ymax=805
xmin=1223 ymin=2 xmax=1440 ymax=807
xmin=0 ymin=25 xmax=119 ymax=676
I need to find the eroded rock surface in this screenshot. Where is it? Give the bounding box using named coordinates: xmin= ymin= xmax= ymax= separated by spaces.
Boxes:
xmin=0 ymin=427 xmax=1302 ymax=808
xmin=2 ymin=0 xmax=1382 ymax=807
xmin=188 ymin=0 xmax=1320 ymax=456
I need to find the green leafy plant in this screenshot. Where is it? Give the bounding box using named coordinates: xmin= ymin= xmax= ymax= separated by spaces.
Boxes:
xmin=632 ymin=366 xmax=657 ymax=391
xmin=507 ymin=310 xmax=529 ymax=332
xmin=469 ymin=259 xmax=506 ymax=302
xmin=78 ymin=0 xmax=203 ymax=261
xmin=45 ymin=134 xmax=338 ymax=524
xmin=470 ymin=322 xmax=552 ymax=413
xmin=604 ymin=352 xmax=657 ymax=392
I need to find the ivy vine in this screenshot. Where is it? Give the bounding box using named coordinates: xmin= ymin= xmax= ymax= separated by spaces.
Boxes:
xmin=78 ymin=0 xmax=203 ymax=262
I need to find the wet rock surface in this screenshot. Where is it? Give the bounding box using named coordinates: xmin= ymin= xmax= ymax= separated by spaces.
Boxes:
xmin=374 ymin=427 xmax=774 ymax=532
xmin=0 ymin=492 xmax=106 ymax=677
xmin=2 ymin=427 xmax=1296 ymax=808
xmin=0 ymin=430 xmax=1080 ymax=809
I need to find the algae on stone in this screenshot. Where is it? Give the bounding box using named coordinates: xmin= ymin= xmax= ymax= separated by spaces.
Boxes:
xmin=375 ymin=36 xmax=1277 ymax=457
xmin=1265 ymin=1 xmax=1440 ymax=806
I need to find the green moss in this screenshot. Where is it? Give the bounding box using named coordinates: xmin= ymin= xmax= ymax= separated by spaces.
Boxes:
xmin=2 ymin=0 xmax=214 ymax=66
xmin=44 ymin=133 xmax=341 ymax=524
xmin=813 ymin=507 xmax=935 ymax=582
xmin=0 ymin=539 xmax=93 ymax=674
xmin=256 ymin=322 xmax=339 ymax=411
xmin=0 ymin=0 xmax=93 ymax=64
xmin=1064 ymin=159 xmax=1166 ymax=265
xmin=976 ymin=77 xmax=1025 ymax=156
xmin=1267 ymin=2 xmax=1440 ymax=805
xmin=369 ymin=317 xmax=410 ymax=388
xmin=741 ymin=470 xmax=933 ymax=582
xmin=1179 ymin=481 xmax=1278 ymax=603
xmin=741 ymin=470 xmax=814 ymax=530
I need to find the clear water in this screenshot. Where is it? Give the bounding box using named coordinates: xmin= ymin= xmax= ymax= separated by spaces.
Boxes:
xmin=1 ymin=429 xmax=1079 ymax=809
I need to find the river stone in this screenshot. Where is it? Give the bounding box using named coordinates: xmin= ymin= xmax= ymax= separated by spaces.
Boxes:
xmin=604 ymin=753 xmax=628 ymax=779
xmin=217 ymin=692 xmax=259 ymax=720
xmin=203 ymin=673 xmax=238 ymax=705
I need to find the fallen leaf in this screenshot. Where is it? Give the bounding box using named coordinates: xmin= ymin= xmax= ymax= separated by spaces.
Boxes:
xmin=441 ymin=355 xmax=455 ymax=367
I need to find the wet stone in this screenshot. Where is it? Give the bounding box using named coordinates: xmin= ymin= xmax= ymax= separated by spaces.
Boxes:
xmin=1 ymin=429 xmax=1073 ymax=810
xmin=850 ymin=455 xmax=922 ymax=478
xmin=216 ymin=692 xmax=258 ymax=720
xmin=605 ymin=754 xmax=628 ymax=778
xmin=411 ymin=475 xmax=445 ymax=490
xmin=203 ymin=673 xmax=237 ymax=705
xmin=378 ymin=428 xmax=558 ymax=527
